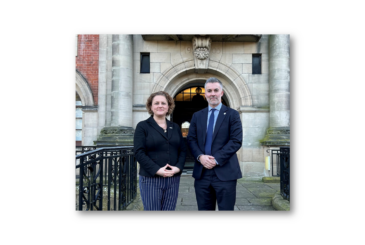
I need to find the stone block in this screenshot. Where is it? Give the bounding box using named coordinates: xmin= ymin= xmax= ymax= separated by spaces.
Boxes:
xmin=248 ymin=73 xmax=269 ymax=84
xmin=257 ymin=94 xmax=269 ymax=107
xmin=133 ymin=82 xmax=153 ymax=95
xmin=223 ymin=42 xmax=244 ymax=53
xmin=252 ymin=147 xmax=264 ymax=162
xmin=157 ymin=41 xmax=180 ymax=53
xmin=262 ymin=60 xmax=269 ymax=74
xmin=208 ymin=60 xmax=219 ymax=69
xmin=230 ymin=63 xmax=242 ymax=74
xmin=171 ymin=52 xmax=183 ymax=66
xmin=243 ymin=42 xmax=258 ymax=53
xmin=150 ymin=63 xmax=160 ymax=73
xmin=241 ymin=162 xmax=265 ymax=177
xmin=160 ymin=62 xmax=173 ymax=73
xmin=242 ymin=148 xmax=253 ymax=162
xmin=232 ymin=54 xmax=252 ymax=63
xmin=253 ymin=83 xmax=269 ymax=95
xmin=242 ymin=64 xmax=252 ymax=74
xmin=241 ymin=113 xmax=255 ymax=127
xmin=218 ymin=53 xmax=233 ymax=66
xmin=143 ymin=41 xmax=157 ymax=52
xmin=209 ymin=42 xmax=223 ymax=62
xmin=150 ymin=52 xmax=170 ymax=63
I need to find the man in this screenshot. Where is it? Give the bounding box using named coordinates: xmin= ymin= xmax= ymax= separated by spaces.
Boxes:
xmin=187 ymin=77 xmax=242 ymax=211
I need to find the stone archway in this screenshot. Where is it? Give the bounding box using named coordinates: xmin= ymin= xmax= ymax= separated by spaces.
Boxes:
xmin=151 ymin=60 xmax=252 ymax=109
xmin=76 ymin=70 xmax=95 ymax=106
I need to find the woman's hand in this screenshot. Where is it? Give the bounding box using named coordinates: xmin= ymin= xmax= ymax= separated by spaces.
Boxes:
xmin=166 ymin=164 xmax=180 ymax=175
xmin=156 ymin=165 xmax=174 ymax=177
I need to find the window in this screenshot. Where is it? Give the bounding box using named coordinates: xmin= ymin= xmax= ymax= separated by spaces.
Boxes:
xmin=252 ymin=54 xmax=262 ymax=74
xmin=140 ymin=53 xmax=150 ymax=73
xmin=76 ymin=93 xmax=82 ymax=146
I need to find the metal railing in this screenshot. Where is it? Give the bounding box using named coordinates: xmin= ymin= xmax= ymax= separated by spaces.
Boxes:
xmin=279 ymin=147 xmax=290 ymax=201
xmin=76 ymin=146 xmax=137 ymax=211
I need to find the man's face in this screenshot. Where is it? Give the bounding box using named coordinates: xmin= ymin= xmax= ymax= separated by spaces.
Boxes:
xmin=205 ymin=82 xmax=224 ymax=107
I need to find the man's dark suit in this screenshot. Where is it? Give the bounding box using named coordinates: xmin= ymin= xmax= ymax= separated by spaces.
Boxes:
xmin=187 ymin=104 xmax=242 ymax=210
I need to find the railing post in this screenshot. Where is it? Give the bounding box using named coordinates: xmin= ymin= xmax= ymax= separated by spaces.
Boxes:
xmin=78 ymin=156 xmax=84 ymax=210
xmin=280 ymin=147 xmax=290 ymax=201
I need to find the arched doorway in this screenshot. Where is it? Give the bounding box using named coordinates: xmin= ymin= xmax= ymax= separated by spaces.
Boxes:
xmin=171 ymin=84 xmax=229 ymax=173
xmin=171 ymin=85 xmax=229 ymax=128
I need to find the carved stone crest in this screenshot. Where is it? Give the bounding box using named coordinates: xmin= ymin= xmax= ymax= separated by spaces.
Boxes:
xmin=192 ymin=36 xmax=212 ymax=69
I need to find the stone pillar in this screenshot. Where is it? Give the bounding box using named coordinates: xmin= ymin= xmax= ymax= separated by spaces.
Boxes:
xmin=95 ymin=35 xmax=134 ymax=146
xmin=261 ymin=35 xmax=290 ymax=146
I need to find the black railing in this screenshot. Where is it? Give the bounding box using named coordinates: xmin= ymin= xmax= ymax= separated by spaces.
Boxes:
xmin=279 ymin=147 xmax=290 ymax=201
xmin=75 ymin=146 xmax=137 ymax=211
xmin=271 ymin=149 xmax=281 ymax=177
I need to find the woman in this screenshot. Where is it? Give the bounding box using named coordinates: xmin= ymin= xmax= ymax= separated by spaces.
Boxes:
xmin=134 ymin=91 xmax=186 ymax=211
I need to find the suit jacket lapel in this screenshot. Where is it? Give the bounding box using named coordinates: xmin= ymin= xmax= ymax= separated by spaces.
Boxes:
xmin=202 ymin=107 xmax=208 ymax=146
xmin=212 ymin=104 xmax=228 ymax=143
xmin=147 ymin=116 xmax=167 ymax=139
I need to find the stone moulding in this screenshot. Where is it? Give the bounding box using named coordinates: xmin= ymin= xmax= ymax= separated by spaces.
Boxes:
xmin=260 ymin=127 xmax=290 ymax=146
xmin=152 ymin=60 xmax=253 ymax=108
xmin=95 ymin=126 xmax=134 ymax=146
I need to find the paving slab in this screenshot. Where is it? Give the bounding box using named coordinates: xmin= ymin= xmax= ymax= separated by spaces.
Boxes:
xmin=237 ymin=205 xmax=275 ymax=211
xmin=235 ymin=198 xmax=251 ymax=206
xmin=175 ymin=205 xmax=198 ymax=211
xmin=246 ymin=198 xmax=272 ymax=206
xmin=247 ymin=188 xmax=278 ymax=198
xmin=181 ymin=197 xmax=198 ymax=206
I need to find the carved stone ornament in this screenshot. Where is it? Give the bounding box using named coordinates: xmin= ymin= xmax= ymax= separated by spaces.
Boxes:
xmin=194 ymin=47 xmax=210 ymax=60
xmin=192 ymin=36 xmax=212 ymax=69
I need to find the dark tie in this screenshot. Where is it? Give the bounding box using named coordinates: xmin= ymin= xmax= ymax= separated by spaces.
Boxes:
xmin=205 ymin=109 xmax=216 ymax=156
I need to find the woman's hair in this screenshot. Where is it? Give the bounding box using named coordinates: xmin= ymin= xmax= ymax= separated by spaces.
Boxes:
xmin=146 ymin=91 xmax=175 ymax=116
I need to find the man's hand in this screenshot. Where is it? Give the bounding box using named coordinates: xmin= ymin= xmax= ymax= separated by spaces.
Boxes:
xmin=199 ymin=155 xmax=216 ymax=169
xmin=156 ymin=165 xmax=174 ymax=177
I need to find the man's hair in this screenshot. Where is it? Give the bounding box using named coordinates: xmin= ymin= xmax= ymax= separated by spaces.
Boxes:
xmin=204 ymin=77 xmax=223 ymax=90
xmin=146 ymin=91 xmax=175 ymax=116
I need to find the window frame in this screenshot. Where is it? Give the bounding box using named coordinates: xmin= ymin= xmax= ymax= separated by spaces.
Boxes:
xmin=140 ymin=53 xmax=150 ymax=73
xmin=252 ymin=53 xmax=262 ymax=74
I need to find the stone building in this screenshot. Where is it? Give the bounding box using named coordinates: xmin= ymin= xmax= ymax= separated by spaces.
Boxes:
xmin=75 ymin=34 xmax=290 ymax=177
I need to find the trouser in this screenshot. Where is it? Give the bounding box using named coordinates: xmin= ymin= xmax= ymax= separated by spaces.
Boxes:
xmin=194 ymin=168 xmax=237 ymax=211
xmin=139 ymin=175 xmax=180 ymax=211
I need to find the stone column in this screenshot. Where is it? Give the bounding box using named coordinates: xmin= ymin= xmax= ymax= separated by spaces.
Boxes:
xmin=95 ymin=35 xmax=134 ymax=146
xmin=261 ymin=35 xmax=290 ymax=146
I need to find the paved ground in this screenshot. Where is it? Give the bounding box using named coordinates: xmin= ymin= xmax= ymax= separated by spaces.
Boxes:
xmin=175 ymin=175 xmax=280 ymax=211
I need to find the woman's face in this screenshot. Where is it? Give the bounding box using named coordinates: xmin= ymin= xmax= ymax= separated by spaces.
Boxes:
xmin=151 ymin=95 xmax=169 ymax=117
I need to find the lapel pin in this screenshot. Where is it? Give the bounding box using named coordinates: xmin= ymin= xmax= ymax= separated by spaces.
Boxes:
xmin=169 ymin=127 xmax=173 ymax=129
xmin=224 ymin=112 xmax=226 ymax=115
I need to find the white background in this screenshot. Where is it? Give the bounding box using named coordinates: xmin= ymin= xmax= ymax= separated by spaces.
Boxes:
xmin=1 ymin=0 xmax=364 ymax=244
